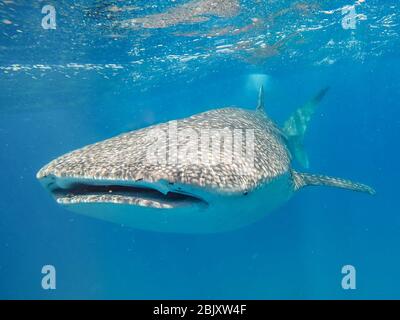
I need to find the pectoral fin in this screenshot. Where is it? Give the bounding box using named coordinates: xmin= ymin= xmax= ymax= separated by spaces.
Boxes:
xmin=292 ymin=171 xmax=375 ymax=195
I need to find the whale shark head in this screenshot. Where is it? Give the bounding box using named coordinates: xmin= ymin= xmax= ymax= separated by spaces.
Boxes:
xmin=37 ymin=88 xmax=374 ymax=233
xmin=37 ymin=106 xmax=293 ymax=232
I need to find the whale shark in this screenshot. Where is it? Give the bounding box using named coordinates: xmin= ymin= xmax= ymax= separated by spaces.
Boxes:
xmin=37 ymin=87 xmax=375 ymax=233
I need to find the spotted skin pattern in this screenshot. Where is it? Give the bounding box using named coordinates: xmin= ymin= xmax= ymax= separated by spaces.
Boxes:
xmin=37 ymin=107 xmax=292 ymax=196
xmin=37 ymin=94 xmax=374 ymax=229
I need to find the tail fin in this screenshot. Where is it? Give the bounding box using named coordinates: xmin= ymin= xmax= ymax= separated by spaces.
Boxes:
xmin=292 ymin=171 xmax=375 ymax=195
xmin=283 ymin=87 xmax=330 ymax=169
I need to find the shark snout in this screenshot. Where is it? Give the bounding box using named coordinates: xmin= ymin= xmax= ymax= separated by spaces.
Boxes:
xmin=37 ymin=158 xmax=209 ymax=210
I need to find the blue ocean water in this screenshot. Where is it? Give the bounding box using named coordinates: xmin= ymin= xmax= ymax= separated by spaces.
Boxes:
xmin=0 ymin=0 xmax=399 ymax=299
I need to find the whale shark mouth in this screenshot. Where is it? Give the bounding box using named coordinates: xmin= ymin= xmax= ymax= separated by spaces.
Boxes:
xmin=40 ymin=176 xmax=208 ymax=209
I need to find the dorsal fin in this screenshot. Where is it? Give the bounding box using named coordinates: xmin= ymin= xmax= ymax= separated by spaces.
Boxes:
xmin=256 ymin=85 xmax=265 ymax=113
